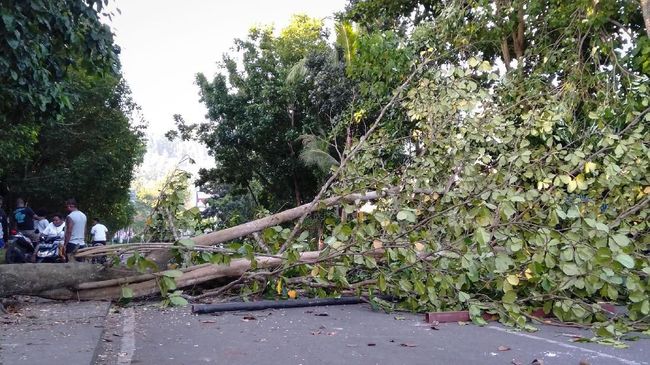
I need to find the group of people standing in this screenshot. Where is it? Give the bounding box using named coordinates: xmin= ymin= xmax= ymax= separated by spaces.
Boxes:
xmin=0 ymin=197 xmax=109 ymax=260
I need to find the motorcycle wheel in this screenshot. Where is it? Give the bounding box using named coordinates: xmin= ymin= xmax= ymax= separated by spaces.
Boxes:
xmin=5 ymin=247 xmax=25 ymax=264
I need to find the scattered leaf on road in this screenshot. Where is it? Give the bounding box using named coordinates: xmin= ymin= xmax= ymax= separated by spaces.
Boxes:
xmin=498 ymin=345 xmax=511 ymax=351
xmin=400 ymin=343 xmax=417 ymax=347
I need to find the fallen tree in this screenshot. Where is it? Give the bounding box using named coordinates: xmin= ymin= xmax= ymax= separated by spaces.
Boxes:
xmin=0 ymin=188 xmax=385 ymax=299
xmin=32 ymin=251 xmax=323 ymax=300
xmin=2 ymin=5 xmax=649 ymax=341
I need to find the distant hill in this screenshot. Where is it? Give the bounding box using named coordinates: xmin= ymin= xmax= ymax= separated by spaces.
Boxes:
xmin=134 ymin=130 xmax=212 ymax=195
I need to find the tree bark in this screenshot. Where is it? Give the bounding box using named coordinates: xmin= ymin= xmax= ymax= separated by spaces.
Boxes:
xmin=191 ymin=191 xmax=384 ymax=246
xmin=33 ymin=251 xmax=325 ymax=300
xmin=642 ymin=0 xmax=650 ymax=37
xmin=0 ymin=263 xmax=135 ymax=297
xmin=496 ymin=0 xmax=512 ymax=69
xmin=513 ymin=4 xmax=525 ymax=60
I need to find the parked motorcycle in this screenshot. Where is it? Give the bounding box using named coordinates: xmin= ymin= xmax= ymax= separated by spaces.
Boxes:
xmin=5 ymin=230 xmax=66 ymax=264
xmin=4 ymin=231 xmax=35 ymax=264
xmin=34 ymin=235 xmax=65 ymax=263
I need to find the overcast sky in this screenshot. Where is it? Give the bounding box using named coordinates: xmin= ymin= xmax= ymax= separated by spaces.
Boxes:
xmin=107 ymin=0 xmax=347 ymax=135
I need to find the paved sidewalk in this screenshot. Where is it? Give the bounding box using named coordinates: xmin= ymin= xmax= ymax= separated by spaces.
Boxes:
xmin=0 ymin=299 xmax=110 ymax=365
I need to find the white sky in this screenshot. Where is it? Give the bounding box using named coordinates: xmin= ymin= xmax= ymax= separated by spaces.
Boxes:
xmin=107 ymin=0 xmax=348 ymax=134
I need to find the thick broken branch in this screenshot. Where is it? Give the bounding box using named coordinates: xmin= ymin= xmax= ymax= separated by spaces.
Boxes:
xmin=192 ymin=191 xmax=383 ymax=247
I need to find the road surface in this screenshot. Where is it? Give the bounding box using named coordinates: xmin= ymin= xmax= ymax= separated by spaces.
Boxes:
xmin=1 ymin=299 xmax=648 ymax=365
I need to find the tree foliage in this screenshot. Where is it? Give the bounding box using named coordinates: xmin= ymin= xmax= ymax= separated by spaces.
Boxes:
xmin=0 ymin=0 xmax=144 ymax=230
xmin=0 ymin=0 xmax=119 ymax=177
xmin=297 ymin=0 xmax=649 ymax=336
xmin=149 ymin=2 xmax=650 ymax=339
xmin=171 ymin=15 xmax=343 ymax=210
xmin=4 ymin=70 xmax=145 ymax=229
xmin=168 ymin=1 xmax=650 ymax=338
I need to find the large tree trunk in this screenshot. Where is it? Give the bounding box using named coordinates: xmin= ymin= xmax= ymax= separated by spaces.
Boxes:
xmin=513 ymin=4 xmax=526 ymax=60
xmin=0 ymin=263 xmax=135 ymax=297
xmin=642 ymin=0 xmax=650 ymax=37
xmin=30 ymin=251 xmax=325 ymax=300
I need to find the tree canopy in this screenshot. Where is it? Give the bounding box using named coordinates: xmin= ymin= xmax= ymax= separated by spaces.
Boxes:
xmin=0 ymin=0 xmax=119 ymax=176
xmin=170 ymin=15 xmax=347 ymax=211
xmin=0 ymin=0 xmax=145 ymax=229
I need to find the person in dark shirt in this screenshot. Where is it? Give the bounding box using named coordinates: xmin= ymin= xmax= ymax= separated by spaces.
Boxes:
xmin=12 ymin=198 xmax=42 ymax=242
xmin=0 ymin=197 xmax=8 ymax=248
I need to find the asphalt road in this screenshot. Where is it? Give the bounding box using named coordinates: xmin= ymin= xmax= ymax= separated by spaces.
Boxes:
xmin=1 ymin=300 xmax=649 ymax=365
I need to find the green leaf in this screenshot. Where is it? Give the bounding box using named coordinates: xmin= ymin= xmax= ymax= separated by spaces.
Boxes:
xmin=595 ymin=222 xmax=609 ymax=233
xmin=495 ymin=254 xmax=512 ymax=273
xmin=396 ymin=210 xmax=416 ymax=222
xmin=614 ymin=253 xmax=635 ymax=269
xmin=629 ymin=291 xmax=645 ymax=303
xmin=121 ymin=286 xmax=134 ymax=299
xmin=160 ymin=276 xmax=177 ymax=291
xmin=610 ymin=234 xmax=630 ymax=247
xmin=177 ymin=238 xmax=195 ymax=248
xmin=163 ymin=270 xmax=183 ymax=278
xmin=475 ymin=227 xmax=491 ymax=246
xmin=567 ymin=206 xmax=581 ymax=218
xmin=509 ymin=195 xmax=525 ymax=203
xmin=502 ymin=290 xmax=517 ymax=304
xmin=458 ymin=291 xmax=470 ymax=302
xmin=560 ymin=263 xmax=580 ymax=276
xmin=501 ymin=202 xmax=516 ymax=219
xmin=378 ymin=274 xmax=387 ymax=291
xmin=398 ymin=278 xmax=413 ymax=292
xmin=169 ymin=295 xmax=188 ymax=307
xmin=476 ymin=207 xmax=492 ymax=227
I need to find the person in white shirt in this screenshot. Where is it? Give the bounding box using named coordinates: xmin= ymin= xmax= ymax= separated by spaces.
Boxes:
xmin=41 ymin=213 xmax=66 ymax=240
xmin=90 ymin=217 xmax=109 ymax=264
xmin=90 ymin=218 xmax=109 ymax=246
xmin=64 ymin=198 xmax=87 ymax=261
xmin=36 ymin=213 xmax=66 ymax=262
xmin=34 ymin=209 xmax=49 ymax=235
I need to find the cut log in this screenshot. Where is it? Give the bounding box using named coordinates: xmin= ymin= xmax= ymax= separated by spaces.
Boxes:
xmin=0 ymin=263 xmax=136 ymax=297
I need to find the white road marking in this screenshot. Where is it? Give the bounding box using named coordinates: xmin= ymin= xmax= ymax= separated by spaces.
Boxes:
xmin=117 ymin=307 xmax=136 ymax=365
xmin=487 ymin=326 xmax=645 ymax=365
